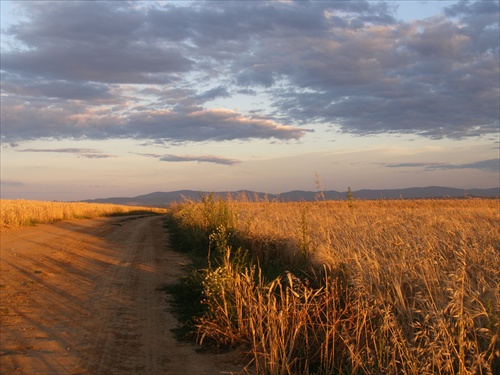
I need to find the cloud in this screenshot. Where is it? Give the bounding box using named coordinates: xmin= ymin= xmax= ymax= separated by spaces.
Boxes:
xmin=0 ymin=180 xmax=24 ymax=187
xmin=386 ymin=159 xmax=499 ymax=172
xmin=18 ymin=148 xmax=103 ymax=153
xmin=1 ymin=94 xmax=308 ymax=142
xmin=77 ymin=153 xmax=117 ymax=159
xmin=17 ymin=148 xmax=117 ymax=158
xmin=1 ymin=76 xmax=113 ymax=101
xmin=124 ymin=108 xmax=307 ymax=142
xmin=431 ymin=159 xmax=500 ymax=172
xmin=268 ymin=12 xmax=499 ymax=138
xmin=137 ymin=152 xmax=240 ymax=166
xmin=2 ymin=2 xmax=192 ymax=84
xmin=1 ymin=97 xmax=307 ymax=142
xmin=159 ymin=154 xmax=240 ymax=165
xmin=385 ymin=162 xmax=448 ymax=168
xmin=1 ymin=0 xmax=498 ymax=142
xmin=196 ymin=86 xmax=231 ymax=101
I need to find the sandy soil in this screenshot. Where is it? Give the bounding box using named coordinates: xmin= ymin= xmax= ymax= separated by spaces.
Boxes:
xmin=0 ymin=215 xmax=247 ymax=374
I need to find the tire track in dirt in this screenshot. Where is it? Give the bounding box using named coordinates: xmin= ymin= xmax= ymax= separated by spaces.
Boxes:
xmin=85 ymin=216 xmax=167 ymax=374
xmin=1 ymin=215 xmax=246 ymax=374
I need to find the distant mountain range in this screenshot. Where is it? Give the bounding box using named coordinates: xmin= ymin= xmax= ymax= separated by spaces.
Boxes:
xmin=83 ymin=186 xmax=500 ymax=207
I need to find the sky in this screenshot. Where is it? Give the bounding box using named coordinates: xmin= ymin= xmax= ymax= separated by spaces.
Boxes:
xmin=1 ymin=0 xmax=499 ymax=201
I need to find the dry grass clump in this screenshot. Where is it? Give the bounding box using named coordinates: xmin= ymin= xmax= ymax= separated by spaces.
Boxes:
xmin=170 ymin=197 xmax=499 ymax=374
xmin=0 ymin=199 xmax=167 ymax=229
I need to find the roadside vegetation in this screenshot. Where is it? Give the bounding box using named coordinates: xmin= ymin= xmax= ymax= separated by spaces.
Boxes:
xmin=0 ymin=199 xmax=167 ymax=229
xmin=166 ymin=194 xmax=499 ymax=375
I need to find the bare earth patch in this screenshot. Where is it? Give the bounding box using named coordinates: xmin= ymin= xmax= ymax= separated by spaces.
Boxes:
xmin=0 ymin=215 xmax=246 ymax=374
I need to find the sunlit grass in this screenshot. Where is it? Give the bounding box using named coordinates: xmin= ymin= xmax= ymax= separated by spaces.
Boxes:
xmin=168 ymin=196 xmax=500 ymax=375
xmin=0 ymin=199 xmax=167 ymax=229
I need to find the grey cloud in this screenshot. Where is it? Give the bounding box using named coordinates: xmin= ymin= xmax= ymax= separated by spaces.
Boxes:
xmin=237 ymin=89 xmax=258 ymax=96
xmin=0 ymin=180 xmax=24 ymax=186
xmin=444 ymin=0 xmax=500 ymax=56
xmin=18 ymin=148 xmax=103 ymax=153
xmin=77 ymin=153 xmax=117 ymax=159
xmin=431 ymin=159 xmax=500 ymax=172
xmin=196 ymin=86 xmax=231 ymax=101
xmin=267 ymin=12 xmax=499 ymax=138
xmin=124 ymin=109 xmax=307 ymax=142
xmin=9 ymin=1 xmax=141 ymax=44
xmin=1 ymin=0 xmax=498 ymax=142
xmin=1 ymin=96 xmax=118 ymax=140
xmin=386 ymin=159 xmax=499 ymax=172
xmin=385 ymin=162 xmax=448 ymax=168
xmin=1 ymin=95 xmax=306 ymax=142
xmin=2 ymin=2 xmax=192 ymax=84
xmin=140 ymin=87 xmax=203 ymax=113
xmin=159 ymin=154 xmax=240 ymax=166
xmin=17 ymin=148 xmax=116 ymax=158
xmin=2 ymin=0 xmax=394 ymax=84
xmin=1 ymin=44 xmax=190 ymax=85
xmin=383 ymin=162 xmax=450 ymax=170
xmin=135 ymin=152 xmax=163 ymax=158
xmin=137 ymin=152 xmax=239 ymax=166
xmin=229 ymin=2 xmax=498 ymax=138
xmin=1 ymin=76 xmax=112 ymax=101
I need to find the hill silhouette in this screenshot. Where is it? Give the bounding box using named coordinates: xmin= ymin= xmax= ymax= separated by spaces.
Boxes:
xmin=83 ymin=186 xmax=499 ymax=206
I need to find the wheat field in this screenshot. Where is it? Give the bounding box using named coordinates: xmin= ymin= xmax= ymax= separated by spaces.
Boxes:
xmin=0 ymin=199 xmax=167 ymax=229
xmin=169 ymin=196 xmax=500 ymax=375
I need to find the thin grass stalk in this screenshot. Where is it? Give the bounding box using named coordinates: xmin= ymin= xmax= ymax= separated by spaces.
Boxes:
xmin=172 ymin=199 xmax=499 ymax=374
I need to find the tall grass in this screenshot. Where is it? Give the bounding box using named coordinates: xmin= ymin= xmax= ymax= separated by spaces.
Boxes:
xmin=169 ymin=196 xmax=499 ymax=374
xmin=0 ymin=199 xmax=167 ymax=229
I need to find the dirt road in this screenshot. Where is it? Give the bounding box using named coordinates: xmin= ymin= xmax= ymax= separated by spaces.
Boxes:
xmin=0 ymin=215 xmax=245 ymax=374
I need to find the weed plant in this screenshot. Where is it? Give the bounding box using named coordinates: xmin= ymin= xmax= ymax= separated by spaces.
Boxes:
xmin=168 ymin=196 xmax=499 ymax=374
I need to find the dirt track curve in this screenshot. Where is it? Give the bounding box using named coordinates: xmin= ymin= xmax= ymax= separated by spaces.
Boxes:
xmin=0 ymin=215 xmax=245 ymax=374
